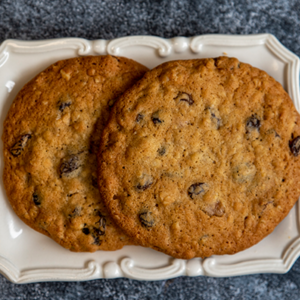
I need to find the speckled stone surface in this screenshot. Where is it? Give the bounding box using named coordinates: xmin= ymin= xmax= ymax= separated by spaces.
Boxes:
xmin=0 ymin=0 xmax=300 ymax=299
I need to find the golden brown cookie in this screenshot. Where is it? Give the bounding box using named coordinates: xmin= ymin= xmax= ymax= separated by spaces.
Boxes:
xmin=98 ymin=57 xmax=300 ymax=259
xmin=3 ymin=55 xmax=148 ymax=251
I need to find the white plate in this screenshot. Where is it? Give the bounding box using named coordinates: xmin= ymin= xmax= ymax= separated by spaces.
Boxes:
xmin=0 ymin=34 xmax=299 ymax=283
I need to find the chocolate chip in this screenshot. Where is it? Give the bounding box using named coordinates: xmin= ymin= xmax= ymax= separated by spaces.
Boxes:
xmin=10 ymin=134 xmax=31 ymax=157
xmin=32 ymin=192 xmax=41 ymax=206
xmin=157 ymin=146 xmax=166 ymax=156
xmin=152 ymin=111 xmax=163 ymax=125
xmin=82 ymin=228 xmax=90 ymax=235
xmin=136 ymin=175 xmax=153 ymax=191
xmin=188 ymin=183 xmax=208 ymax=199
xmin=289 ymin=136 xmax=300 ymax=156
xmin=136 ymin=114 xmax=144 ymax=122
xmin=139 ymin=211 xmax=155 ymax=227
xmin=58 ymin=101 xmax=71 ymax=112
xmin=174 ymin=92 xmax=194 ymax=105
xmin=60 ymin=155 xmax=80 ymax=175
xmin=246 ymin=114 xmax=261 ymax=133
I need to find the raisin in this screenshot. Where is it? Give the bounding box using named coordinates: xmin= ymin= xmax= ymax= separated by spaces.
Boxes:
xmin=88 ymin=212 xmax=106 ymax=245
xmin=60 ymin=155 xmax=80 ymax=175
xmin=82 ymin=228 xmax=90 ymax=235
xmin=152 ymin=111 xmax=163 ymax=125
xmin=33 ymin=192 xmax=41 ymax=206
xmin=157 ymin=146 xmax=166 ymax=156
xmin=10 ymin=134 xmax=31 ymax=157
xmin=136 ymin=114 xmax=144 ymax=122
xmin=290 ymin=136 xmax=300 ymax=156
xmin=174 ymin=92 xmax=194 ymax=105
xmin=91 ymin=220 xmax=106 ymax=245
xmin=94 ymin=210 xmax=106 ymax=235
xmin=91 ymin=232 xmax=101 ymax=245
xmin=136 ymin=175 xmax=153 ymax=191
xmin=139 ymin=211 xmax=155 ymax=227
xmin=152 ymin=118 xmax=162 ymax=125
xmin=246 ymin=114 xmax=261 ymax=133
xmin=82 ymin=211 xmax=106 ymax=244
xmin=92 ymin=227 xmax=105 ymax=237
xmin=97 ymin=215 xmax=106 ymax=235
xmin=58 ymin=101 xmax=71 ymax=112
xmin=188 ymin=183 xmax=208 ymax=199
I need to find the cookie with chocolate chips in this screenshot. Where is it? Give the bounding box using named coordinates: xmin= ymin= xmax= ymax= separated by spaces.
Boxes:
xmin=98 ymin=57 xmax=300 ymax=259
xmin=3 ymin=55 xmax=148 ymax=251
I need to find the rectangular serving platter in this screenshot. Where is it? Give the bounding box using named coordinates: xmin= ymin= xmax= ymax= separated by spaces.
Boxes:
xmin=0 ymin=34 xmax=299 ymax=283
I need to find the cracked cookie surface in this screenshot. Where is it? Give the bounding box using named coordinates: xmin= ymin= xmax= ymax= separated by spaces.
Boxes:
xmin=98 ymin=57 xmax=300 ymax=259
xmin=3 ymin=55 xmax=148 ymax=251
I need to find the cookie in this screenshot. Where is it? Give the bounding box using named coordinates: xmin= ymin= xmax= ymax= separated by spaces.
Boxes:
xmin=98 ymin=57 xmax=300 ymax=259
xmin=3 ymin=55 xmax=148 ymax=251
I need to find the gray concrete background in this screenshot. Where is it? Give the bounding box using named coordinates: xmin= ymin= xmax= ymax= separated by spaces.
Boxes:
xmin=0 ymin=0 xmax=300 ymax=299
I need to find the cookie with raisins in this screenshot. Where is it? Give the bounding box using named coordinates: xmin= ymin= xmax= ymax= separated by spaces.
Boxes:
xmin=98 ymin=57 xmax=300 ymax=259
xmin=3 ymin=55 xmax=148 ymax=251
